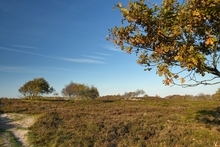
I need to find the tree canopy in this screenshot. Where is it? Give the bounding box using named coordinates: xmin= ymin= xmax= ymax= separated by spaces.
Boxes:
xmin=19 ymin=78 xmax=54 ymax=99
xmin=123 ymin=89 xmax=145 ymax=99
xmin=61 ymin=82 xmax=99 ymax=99
xmin=108 ymin=0 xmax=220 ymax=87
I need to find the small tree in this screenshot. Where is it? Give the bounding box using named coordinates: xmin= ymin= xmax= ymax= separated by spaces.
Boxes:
xmin=61 ymin=82 xmax=99 ymax=99
xmin=61 ymin=82 xmax=77 ymax=98
xmin=212 ymin=88 xmax=220 ymax=100
xmin=134 ymin=89 xmax=145 ymax=97
xmin=123 ymin=89 xmax=145 ymax=99
xmin=123 ymin=91 xmax=136 ymax=99
xmin=53 ymin=92 xmax=59 ymax=97
xmin=19 ymin=78 xmax=54 ymax=99
xmin=108 ymin=0 xmax=220 ymax=87
xmin=89 ymin=86 xmax=99 ymax=99
xmin=196 ymin=93 xmax=212 ymax=100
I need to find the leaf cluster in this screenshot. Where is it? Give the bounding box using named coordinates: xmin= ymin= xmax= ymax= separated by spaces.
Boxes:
xmin=108 ymin=0 xmax=220 ymax=86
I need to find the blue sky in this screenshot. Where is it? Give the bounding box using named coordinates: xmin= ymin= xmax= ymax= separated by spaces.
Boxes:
xmin=0 ymin=0 xmax=218 ymax=98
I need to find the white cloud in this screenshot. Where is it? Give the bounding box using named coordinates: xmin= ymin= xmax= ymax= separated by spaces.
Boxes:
xmin=59 ymin=57 xmax=105 ymax=64
xmin=0 ymin=46 xmax=105 ymax=64
xmin=11 ymin=45 xmax=38 ymax=49
xmin=0 ymin=66 xmax=98 ymax=74
xmin=82 ymin=55 xmax=106 ymax=60
xmin=102 ymin=45 xmax=123 ymax=52
xmin=51 ymin=0 xmax=83 ymax=14
xmin=0 ymin=66 xmax=47 ymax=74
xmin=0 ymin=46 xmax=51 ymax=58
xmin=94 ymin=52 xmax=112 ymax=56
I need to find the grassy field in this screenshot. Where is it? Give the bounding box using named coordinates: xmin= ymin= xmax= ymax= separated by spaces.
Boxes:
xmin=0 ymin=98 xmax=220 ymax=147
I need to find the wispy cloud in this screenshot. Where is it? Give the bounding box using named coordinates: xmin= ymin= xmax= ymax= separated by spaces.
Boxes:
xmin=0 ymin=66 xmax=48 ymax=74
xmin=11 ymin=45 xmax=38 ymax=50
xmin=0 ymin=46 xmax=52 ymax=58
xmin=45 ymin=67 xmax=97 ymax=74
xmin=0 ymin=66 xmax=24 ymax=72
xmin=51 ymin=0 xmax=83 ymax=14
xmin=0 ymin=46 xmax=105 ymax=64
xmin=82 ymin=55 xmax=106 ymax=60
xmin=0 ymin=66 xmax=97 ymax=74
xmin=94 ymin=52 xmax=112 ymax=56
xmin=59 ymin=57 xmax=105 ymax=64
xmin=102 ymin=45 xmax=123 ymax=52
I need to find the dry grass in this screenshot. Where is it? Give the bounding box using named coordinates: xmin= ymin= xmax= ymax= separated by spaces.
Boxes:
xmin=1 ymin=98 xmax=220 ymax=147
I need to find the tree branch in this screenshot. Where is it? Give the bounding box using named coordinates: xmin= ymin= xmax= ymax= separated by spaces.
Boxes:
xmin=172 ymin=75 xmax=220 ymax=87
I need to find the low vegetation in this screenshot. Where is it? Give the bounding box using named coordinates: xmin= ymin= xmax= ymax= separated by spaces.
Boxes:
xmin=0 ymin=96 xmax=220 ymax=147
xmin=0 ymin=130 xmax=22 ymax=147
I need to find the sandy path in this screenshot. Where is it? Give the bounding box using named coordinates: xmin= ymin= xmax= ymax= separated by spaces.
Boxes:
xmin=0 ymin=113 xmax=37 ymax=147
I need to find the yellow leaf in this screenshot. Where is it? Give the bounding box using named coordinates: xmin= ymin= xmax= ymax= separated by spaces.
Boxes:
xmin=126 ymin=46 xmax=132 ymax=54
xmin=180 ymin=78 xmax=185 ymax=83
xmin=191 ymin=58 xmax=198 ymax=65
xmin=169 ymin=33 xmax=175 ymax=37
xmin=189 ymin=46 xmax=194 ymax=51
xmin=174 ymin=56 xmax=179 ymax=60
xmin=205 ymin=38 xmax=214 ymax=45
xmin=193 ymin=11 xmax=200 ymax=16
xmin=117 ymin=2 xmax=122 ymax=7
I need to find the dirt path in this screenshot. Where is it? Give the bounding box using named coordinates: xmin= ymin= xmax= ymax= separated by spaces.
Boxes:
xmin=0 ymin=113 xmax=38 ymax=147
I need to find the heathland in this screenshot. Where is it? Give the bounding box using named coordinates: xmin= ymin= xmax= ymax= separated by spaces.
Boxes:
xmin=0 ymin=96 xmax=220 ymax=147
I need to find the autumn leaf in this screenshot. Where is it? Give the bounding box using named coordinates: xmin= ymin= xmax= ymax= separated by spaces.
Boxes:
xmin=180 ymin=78 xmax=185 ymax=83
xmin=108 ymin=0 xmax=220 ymax=87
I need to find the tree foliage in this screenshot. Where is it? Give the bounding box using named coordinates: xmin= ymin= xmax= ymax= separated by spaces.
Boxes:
xmin=19 ymin=78 xmax=54 ymax=99
xmin=212 ymin=88 xmax=220 ymax=100
xmin=108 ymin=0 xmax=220 ymax=86
xmin=123 ymin=89 xmax=145 ymax=99
xmin=61 ymin=82 xmax=99 ymax=99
